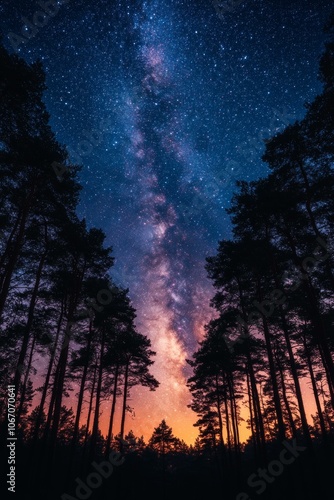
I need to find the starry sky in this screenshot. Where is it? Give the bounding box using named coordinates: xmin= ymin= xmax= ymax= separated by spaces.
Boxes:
xmin=1 ymin=0 xmax=332 ymax=444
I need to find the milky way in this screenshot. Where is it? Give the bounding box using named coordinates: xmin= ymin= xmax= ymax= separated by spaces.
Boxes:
xmin=1 ymin=0 xmax=332 ymax=443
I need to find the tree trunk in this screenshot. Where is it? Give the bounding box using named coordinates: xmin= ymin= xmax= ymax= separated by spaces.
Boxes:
xmin=120 ymin=360 xmax=130 ymax=449
xmin=105 ymin=364 xmax=120 ymax=457
xmin=215 ymin=373 xmax=225 ymax=448
xmin=37 ymin=302 xmax=64 ymax=444
xmin=276 ymin=355 xmax=297 ymax=438
xmin=17 ymin=334 xmax=36 ymax=422
xmin=47 ymin=309 xmax=76 ymax=465
xmin=246 ymin=368 xmax=257 ymax=458
xmin=47 ymin=258 xmax=85 ymax=464
xmin=269 ymin=241 xmax=313 ymax=444
xmin=261 ymin=314 xmax=286 ymax=440
xmin=89 ymin=331 xmax=105 ymax=461
xmin=278 ymin=307 xmax=312 ymax=443
xmin=302 ymin=332 xmax=327 ymax=439
xmin=223 ymin=385 xmax=232 ymax=468
xmin=84 ymin=363 xmax=97 ymax=447
xmin=247 ymin=352 xmax=266 ymax=459
xmin=14 ymin=229 xmax=48 ymax=392
xmin=81 ymin=360 xmax=98 ymax=471
xmin=237 ymin=278 xmax=266 ymax=453
xmin=71 ymin=318 xmax=94 ymax=451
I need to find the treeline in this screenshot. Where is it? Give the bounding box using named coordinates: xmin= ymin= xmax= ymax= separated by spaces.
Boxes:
xmin=187 ymin=13 xmax=334 ymax=467
xmin=0 ymin=40 xmax=159 ymax=486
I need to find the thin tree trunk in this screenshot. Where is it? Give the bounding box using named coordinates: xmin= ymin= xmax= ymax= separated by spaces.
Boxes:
xmin=17 ymin=334 xmax=36 ymax=422
xmin=84 ymin=363 xmax=97 ymax=448
xmin=237 ymin=278 xmax=266 ymax=453
xmin=47 ymin=259 xmax=85 ymax=464
xmin=278 ymin=306 xmax=312 ymax=443
xmin=261 ymin=314 xmax=286 ymax=440
xmin=38 ymin=302 xmax=64 ymax=444
xmin=120 ymin=360 xmax=130 ymax=449
xmin=302 ymin=333 xmax=327 ymax=439
xmin=268 ymin=240 xmax=313 ymax=443
xmin=224 ymin=387 xmax=232 ymax=468
xmin=14 ymin=229 xmax=48 ymax=392
xmin=227 ymin=375 xmax=239 ymax=452
xmin=247 ymin=352 xmax=266 ymax=459
xmin=89 ymin=331 xmax=105 ymax=461
xmin=246 ymin=368 xmax=257 ymax=457
xmin=71 ymin=318 xmax=94 ymax=451
xmin=259 ymin=383 xmax=272 ymax=440
xmin=105 ymin=364 xmax=119 ymax=457
xmin=276 ymin=356 xmax=297 ymax=438
xmin=47 ymin=317 xmax=72 ymax=454
xmin=215 ymin=373 xmax=225 ymax=448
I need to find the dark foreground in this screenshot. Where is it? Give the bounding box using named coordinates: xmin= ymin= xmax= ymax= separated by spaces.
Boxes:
xmin=1 ymin=437 xmax=333 ymax=500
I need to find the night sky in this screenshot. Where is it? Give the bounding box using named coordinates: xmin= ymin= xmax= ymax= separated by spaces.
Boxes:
xmin=1 ymin=0 xmax=332 ymax=444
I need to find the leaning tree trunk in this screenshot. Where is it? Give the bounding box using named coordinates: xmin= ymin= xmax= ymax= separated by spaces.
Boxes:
xmin=14 ymin=225 xmax=48 ymax=392
xmin=247 ymin=351 xmax=266 ymax=460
